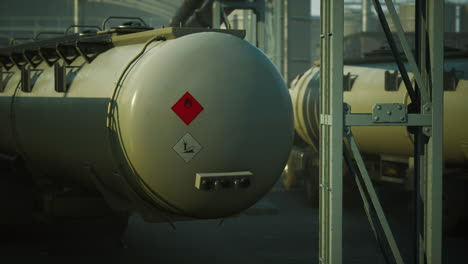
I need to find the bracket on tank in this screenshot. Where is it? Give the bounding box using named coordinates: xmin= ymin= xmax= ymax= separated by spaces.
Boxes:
xmin=38 ymin=47 xmax=60 ymax=67
xmin=20 ymin=66 xmax=43 ymax=93
xmin=0 ymin=28 xmax=113 ymax=69
xmin=54 ymin=63 xmax=67 ymax=93
xmin=343 ymin=72 xmax=357 ymax=91
xmin=384 ymin=70 xmax=402 ymax=91
xmin=23 ymin=49 xmax=43 ymax=68
xmin=9 ymin=51 xmax=28 ymax=69
xmin=54 ymin=62 xmax=83 ymax=93
xmin=0 ymin=55 xmax=14 ymax=71
xmin=75 ymin=37 xmax=113 ymax=63
xmin=56 ymin=43 xmax=80 ymax=65
xmin=0 ymin=66 xmax=14 ymax=93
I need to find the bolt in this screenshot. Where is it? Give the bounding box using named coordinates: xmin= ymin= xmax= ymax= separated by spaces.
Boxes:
xmin=374 ymin=116 xmax=380 ymax=121
xmin=387 ymin=111 xmax=392 ymax=116
xmin=397 ymin=105 xmax=403 ymax=110
xmin=376 ymin=105 xmax=382 ymax=110
xmin=343 ymin=104 xmax=349 ymax=112
xmin=320 ymin=34 xmax=325 ymax=38
xmin=201 ymin=179 xmax=209 ymax=189
xmin=425 ymin=106 xmax=431 ymax=112
xmin=400 ymin=116 xmax=406 ymax=121
xmin=424 ymin=127 xmax=431 ymax=133
xmin=240 ymin=177 xmax=251 ymax=188
xmin=328 ymin=33 xmax=333 ymax=36
xmin=234 ymin=179 xmax=240 ymax=189
xmin=214 ymin=180 xmax=221 ymax=191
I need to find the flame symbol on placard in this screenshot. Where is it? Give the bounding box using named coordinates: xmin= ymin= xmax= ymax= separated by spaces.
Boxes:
xmin=184 ymin=98 xmax=192 ymax=109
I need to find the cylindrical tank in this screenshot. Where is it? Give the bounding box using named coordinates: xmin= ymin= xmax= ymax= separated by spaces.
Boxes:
xmin=290 ymin=59 xmax=468 ymax=165
xmin=0 ymin=30 xmax=294 ymax=219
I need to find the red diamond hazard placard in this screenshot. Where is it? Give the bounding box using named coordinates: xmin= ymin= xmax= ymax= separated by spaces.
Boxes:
xmin=171 ymin=92 xmax=204 ymax=125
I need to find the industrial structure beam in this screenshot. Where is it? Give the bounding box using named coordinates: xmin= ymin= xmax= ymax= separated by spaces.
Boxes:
xmin=319 ymin=0 xmax=344 ymax=263
xmin=420 ymin=0 xmax=444 ymax=262
xmin=319 ymin=0 xmax=444 ymax=263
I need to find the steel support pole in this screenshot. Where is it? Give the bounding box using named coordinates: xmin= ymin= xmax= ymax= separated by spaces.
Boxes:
xmin=73 ymin=0 xmax=87 ymax=33
xmin=274 ymin=0 xmax=282 ymax=72
xmin=74 ymin=0 xmax=80 ymax=33
xmin=255 ymin=0 xmax=265 ymax=51
xmin=423 ymin=0 xmax=444 ymax=262
xmin=283 ymin=0 xmax=288 ymax=84
xmin=414 ymin=1 xmax=426 ymax=262
xmin=212 ymin=1 xmax=222 ymax=29
xmin=362 ymin=0 xmax=372 ymax=32
xmin=414 ymin=1 xmax=443 ymax=263
xmin=319 ymin=0 xmax=344 ymax=263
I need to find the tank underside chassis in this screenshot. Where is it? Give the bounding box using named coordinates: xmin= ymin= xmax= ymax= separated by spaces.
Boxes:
xmin=283 ymin=147 xmax=468 ymax=233
xmin=0 ymin=159 xmax=128 ymax=242
xmin=282 ymin=146 xmax=319 ymax=205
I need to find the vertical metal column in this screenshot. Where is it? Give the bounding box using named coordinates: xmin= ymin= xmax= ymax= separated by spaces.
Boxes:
xmin=274 ymin=0 xmax=282 ymax=72
xmin=73 ymin=0 xmax=87 ymax=33
xmin=362 ymin=0 xmax=372 ymax=32
xmin=212 ymin=1 xmax=222 ymax=29
xmin=74 ymin=0 xmax=80 ymax=33
xmin=414 ymin=1 xmax=426 ymax=262
xmin=319 ymin=0 xmax=344 ymax=263
xmin=414 ymin=0 xmax=444 ymax=263
xmin=283 ymin=0 xmax=288 ymax=84
xmin=318 ymin=0 xmax=444 ymax=263
xmin=423 ymin=0 xmax=444 ymax=262
xmin=254 ymin=0 xmax=265 ymax=51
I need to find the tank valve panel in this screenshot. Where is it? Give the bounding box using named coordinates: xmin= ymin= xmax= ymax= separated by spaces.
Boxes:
xmin=195 ymin=171 xmax=252 ymax=191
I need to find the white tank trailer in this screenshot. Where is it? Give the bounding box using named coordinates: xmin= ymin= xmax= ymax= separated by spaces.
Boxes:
xmin=0 ymin=23 xmax=294 ymax=237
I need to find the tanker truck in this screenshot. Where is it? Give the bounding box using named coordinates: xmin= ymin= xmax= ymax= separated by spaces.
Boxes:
xmin=0 ymin=19 xmax=294 ymax=238
xmin=284 ymin=32 xmax=468 ymax=231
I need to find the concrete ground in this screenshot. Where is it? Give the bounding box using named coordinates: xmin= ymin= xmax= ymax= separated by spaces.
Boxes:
xmin=0 ymin=184 xmax=467 ymax=264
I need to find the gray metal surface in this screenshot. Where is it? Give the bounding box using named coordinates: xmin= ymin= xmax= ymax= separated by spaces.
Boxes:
xmin=420 ymin=1 xmax=444 ymax=262
xmin=319 ymin=0 xmax=344 ymax=263
xmin=318 ymin=0 xmax=445 ymax=263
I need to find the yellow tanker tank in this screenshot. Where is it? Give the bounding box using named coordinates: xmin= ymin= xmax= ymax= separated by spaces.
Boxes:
xmin=0 ymin=26 xmax=294 ymax=227
xmin=290 ymin=59 xmax=468 ymax=165
xmin=287 ymin=33 xmax=468 ymax=229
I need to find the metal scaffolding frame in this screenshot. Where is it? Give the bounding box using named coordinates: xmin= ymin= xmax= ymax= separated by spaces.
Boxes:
xmin=319 ymin=0 xmax=443 ymax=263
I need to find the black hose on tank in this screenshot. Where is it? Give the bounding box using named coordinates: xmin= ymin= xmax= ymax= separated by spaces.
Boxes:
xmin=371 ymin=0 xmax=419 ymax=108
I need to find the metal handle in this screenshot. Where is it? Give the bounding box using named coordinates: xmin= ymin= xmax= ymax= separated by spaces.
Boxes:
xmin=101 ymin=16 xmax=148 ymax=31
xmin=9 ymin=37 xmax=34 ymax=46
xmin=64 ymin=25 xmax=101 ymax=35
xmin=35 ymin=32 xmax=63 ymax=40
